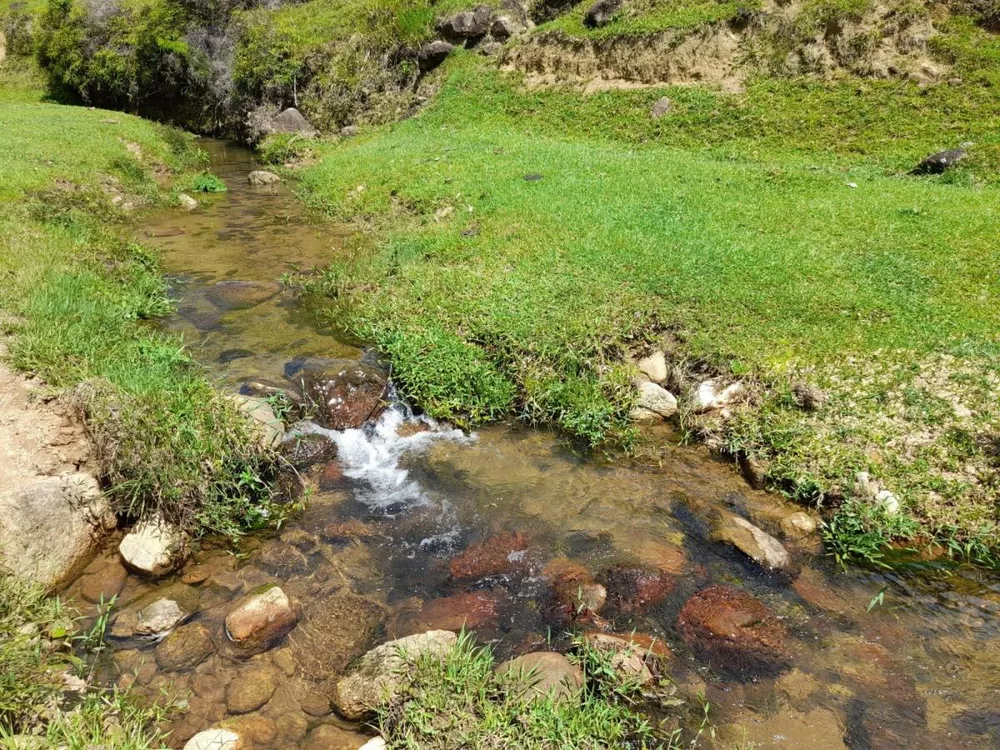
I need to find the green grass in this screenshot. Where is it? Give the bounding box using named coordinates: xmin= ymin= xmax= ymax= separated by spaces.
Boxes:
xmin=0 ymin=62 xmax=276 ymax=538
xmin=294 ymin=53 xmax=1000 ymax=553
xmin=379 ymin=633 xmax=683 ymax=749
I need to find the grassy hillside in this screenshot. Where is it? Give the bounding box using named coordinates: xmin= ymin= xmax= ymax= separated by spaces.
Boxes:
xmin=292 ymin=47 xmax=999 ymax=562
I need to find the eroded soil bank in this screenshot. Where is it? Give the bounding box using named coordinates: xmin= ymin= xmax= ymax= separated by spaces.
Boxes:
xmin=52 ymin=140 xmax=1000 ymax=749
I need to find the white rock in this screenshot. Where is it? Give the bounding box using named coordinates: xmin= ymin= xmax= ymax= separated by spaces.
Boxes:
xmin=629 ymin=406 xmax=661 ymax=424
xmin=713 ymin=513 xmax=794 ymax=574
xmin=178 ymin=193 xmax=198 ymax=211
xmin=183 ymin=729 xmax=242 ymax=750
xmin=636 ymin=352 xmax=667 ymax=383
xmin=693 ymin=379 xmax=746 ymax=412
xmin=119 ymin=515 xmax=185 ymax=577
xmin=0 ymin=473 xmax=115 ymax=590
xmin=635 ymin=381 xmax=678 ymax=418
xmin=875 ymin=489 xmax=900 ymax=515
xmin=247 ymin=170 xmax=280 ymax=186
xmin=779 ymin=511 xmax=818 ymax=538
xmin=358 ymin=739 xmax=387 ymax=750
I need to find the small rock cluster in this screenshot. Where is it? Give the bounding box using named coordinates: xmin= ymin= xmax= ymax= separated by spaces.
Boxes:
xmin=417 ymin=4 xmax=531 ymax=73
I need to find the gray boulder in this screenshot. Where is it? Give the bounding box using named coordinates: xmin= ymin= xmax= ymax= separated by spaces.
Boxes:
xmin=914 ymin=147 xmax=967 ymax=175
xmin=418 ymin=40 xmax=454 ymax=72
xmin=248 ymin=170 xmax=281 ymax=186
xmin=0 ymin=473 xmax=114 ymax=590
xmin=584 ymin=0 xmax=623 ymax=27
xmin=268 ymin=107 xmax=318 ymax=138
xmin=439 ymin=5 xmax=493 ymax=41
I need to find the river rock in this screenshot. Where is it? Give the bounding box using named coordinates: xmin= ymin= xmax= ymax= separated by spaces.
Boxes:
xmin=693 ymin=379 xmax=746 ymax=412
xmin=302 ymin=724 xmax=371 ymax=750
xmin=359 ymin=740 xmax=387 ymax=750
xmin=633 ymin=381 xmax=678 ymax=420
xmin=780 ymin=511 xmax=818 ymax=538
xmin=914 ymin=147 xmax=967 ymax=174
xmin=225 ymin=584 xmax=298 ymax=655
xmin=291 ymin=592 xmax=386 ymax=681
xmin=178 ymin=193 xmax=199 ymax=211
xmin=711 ymin=513 xmax=795 ymax=576
xmin=229 ymin=394 xmax=284 ymax=450
xmin=544 ymin=559 xmax=607 ymax=626
xmin=207 ymin=280 xmax=282 ymax=311
xmin=582 ymin=632 xmax=672 ymax=685
xmin=636 ymin=351 xmax=667 ymax=382
xmin=247 ymin=170 xmax=280 ymax=186
xmin=651 ymin=96 xmax=672 ymax=119
xmin=295 ymin=360 xmax=388 ymax=430
xmin=79 ymin=561 xmax=128 ymax=603
xmin=155 ymin=622 xmax=215 ymax=671
xmin=222 ymin=715 xmax=277 ymax=747
xmin=119 ymin=515 xmax=185 ymax=577
xmin=226 ymin=663 xmax=278 ymax=713
xmin=598 ymin=564 xmax=674 ymax=613
xmin=0 ymin=473 xmax=115 ymax=590
xmin=398 ymin=591 xmax=500 ymax=634
xmin=584 ymin=0 xmax=623 ymax=27
xmin=111 ymin=584 xmax=200 ymax=641
xmin=417 ymin=40 xmax=454 ymax=72
xmin=438 ymin=5 xmax=493 ymax=41
xmin=333 ymin=630 xmax=458 ymax=719
xmin=183 ymin=729 xmax=242 ymax=750
xmin=279 ymin=432 xmax=337 ymax=468
xmin=449 ymin=531 xmax=530 ymax=580
xmin=496 ymin=652 xmax=583 ymax=703
xmin=268 ymin=107 xmax=318 ymax=138
xmin=677 ymin=584 xmax=790 ymax=676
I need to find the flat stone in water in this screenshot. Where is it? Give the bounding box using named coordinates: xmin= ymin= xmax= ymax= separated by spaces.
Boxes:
xmin=218 ymin=348 xmax=255 ymax=364
xmin=206 ymin=280 xmax=282 ymax=311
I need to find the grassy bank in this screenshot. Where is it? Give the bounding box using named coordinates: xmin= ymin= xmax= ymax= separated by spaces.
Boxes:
xmin=0 ymin=57 xmax=275 ymax=739
xmin=290 ymin=49 xmax=999 ymax=561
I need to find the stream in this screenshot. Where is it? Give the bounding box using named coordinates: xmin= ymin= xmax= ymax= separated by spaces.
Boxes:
xmin=64 ymin=140 xmax=1000 ymax=749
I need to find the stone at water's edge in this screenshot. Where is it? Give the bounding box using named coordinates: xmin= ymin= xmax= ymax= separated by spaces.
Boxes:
xmin=267 ymin=107 xmax=319 ymax=138
xmin=230 ymin=394 xmax=285 ymax=450
xmin=279 ymin=431 xmax=337 ymax=468
xmin=183 ymin=729 xmax=242 ymax=750
xmin=0 ymin=473 xmax=114 ymax=590
xmin=247 ymin=170 xmax=280 ymax=186
xmin=178 ymin=193 xmax=198 ymax=211
xmin=582 ymin=632 xmax=672 ymax=685
xmin=111 ymin=583 xmax=200 ymax=641
xmin=496 ymin=652 xmax=584 ymax=703
xmin=677 ymin=584 xmax=790 ymax=676
xmin=693 ymin=378 xmax=747 ymax=412
xmin=301 ymin=724 xmax=372 ymax=750
xmin=119 ymin=515 xmax=186 ymax=578
xmin=711 ymin=513 xmax=796 ymax=576
xmin=633 ymin=381 xmax=678 ymax=420
xmin=636 ymin=351 xmax=668 ymax=382
xmin=780 ymin=511 xmax=818 ymax=539
xmin=294 ymin=360 xmax=388 ymax=430
xmin=224 ymin=584 xmax=298 ymax=655
xmin=79 ymin=560 xmax=128 ymax=604
xmin=333 ymin=630 xmax=458 ymax=720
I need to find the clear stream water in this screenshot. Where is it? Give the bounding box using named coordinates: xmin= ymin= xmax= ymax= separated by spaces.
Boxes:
xmin=65 ymin=140 xmax=1000 ymax=749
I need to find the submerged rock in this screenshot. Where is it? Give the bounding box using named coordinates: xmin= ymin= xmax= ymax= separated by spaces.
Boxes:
xmin=0 ymin=473 xmax=114 ymax=590
xmin=677 ymin=584 xmax=790 ymax=677
xmin=291 ymin=592 xmax=386 ymax=682
xmin=79 ymin=560 xmax=128 ymax=604
xmin=119 ymin=515 xmax=185 ymax=578
xmin=155 ymin=621 xmax=214 ymax=671
xmin=779 ymin=511 xmax=818 ymax=539
xmin=247 ymin=170 xmax=280 ymax=186
xmin=711 ymin=513 xmax=795 ymax=576
xmin=302 ymin=725 xmax=371 ymax=750
xmin=543 ymin=558 xmax=607 ymax=627
xmin=207 ymin=280 xmax=282 ymax=311
xmin=224 ymin=584 xmax=298 ymax=655
xmin=496 ymin=652 xmax=583 ymax=703
xmin=449 ymin=531 xmax=530 ymax=580
xmin=598 ymin=564 xmax=675 ymax=613
xmin=294 ymin=360 xmax=388 ymax=430
xmin=226 ymin=663 xmax=278 ymax=713
xmin=333 ymin=630 xmax=457 ymax=719
xmin=418 ymin=40 xmax=454 ymax=72
xmin=584 ymin=0 xmax=624 ymax=27
xmin=397 ymin=590 xmax=500 ymax=634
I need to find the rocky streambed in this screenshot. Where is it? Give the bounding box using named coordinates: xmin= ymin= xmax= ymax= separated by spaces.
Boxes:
xmin=58 ymin=140 xmax=1000 ymax=749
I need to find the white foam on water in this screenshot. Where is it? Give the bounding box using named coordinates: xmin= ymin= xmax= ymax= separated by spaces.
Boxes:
xmin=290 ymin=401 xmax=474 ymax=512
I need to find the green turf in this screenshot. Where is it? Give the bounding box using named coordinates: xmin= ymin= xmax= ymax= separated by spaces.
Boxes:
xmin=295 ymin=54 xmax=1000 ymax=554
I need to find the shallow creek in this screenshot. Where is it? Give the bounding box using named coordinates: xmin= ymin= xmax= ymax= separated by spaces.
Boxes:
xmin=64 ymin=140 xmax=1000 ymax=749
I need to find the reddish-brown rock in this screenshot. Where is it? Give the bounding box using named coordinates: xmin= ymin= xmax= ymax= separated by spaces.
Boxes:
xmin=677 ymin=584 xmax=790 ymax=676
xmin=319 ymin=461 xmax=346 ymax=491
xmin=543 ymin=558 xmax=607 ymax=627
xmin=398 ymin=591 xmax=500 ymax=634
xmin=297 ymin=361 xmax=388 ymax=430
xmin=598 ymin=565 xmax=675 ymax=613
xmin=449 ymin=532 xmax=529 ymax=580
